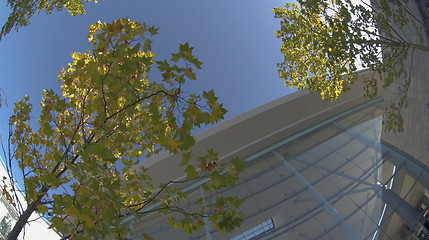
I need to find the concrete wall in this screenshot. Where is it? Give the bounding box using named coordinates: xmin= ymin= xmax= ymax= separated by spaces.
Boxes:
xmin=381 ymin=0 xmax=429 ymax=165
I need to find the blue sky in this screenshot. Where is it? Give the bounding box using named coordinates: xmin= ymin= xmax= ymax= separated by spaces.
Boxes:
xmin=0 ymin=0 xmax=292 ymax=132
xmin=0 ymin=0 xmax=294 ymax=224
xmin=0 ymin=0 xmax=294 ymax=186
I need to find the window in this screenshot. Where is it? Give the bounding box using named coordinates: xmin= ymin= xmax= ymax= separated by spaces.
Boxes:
xmin=230 ymin=218 xmax=275 ymax=240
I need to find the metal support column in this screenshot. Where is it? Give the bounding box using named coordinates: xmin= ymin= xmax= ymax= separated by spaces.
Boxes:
xmin=374 ymin=185 xmax=422 ymax=232
xmin=273 ymin=150 xmax=362 ymax=240
xmin=200 ymin=185 xmax=214 ymax=240
xmin=382 ymin=144 xmax=429 ymax=188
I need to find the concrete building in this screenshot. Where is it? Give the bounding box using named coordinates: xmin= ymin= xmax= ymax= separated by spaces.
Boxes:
xmin=122 ymin=67 xmax=427 ymax=239
xmin=0 ymin=161 xmax=60 ymax=240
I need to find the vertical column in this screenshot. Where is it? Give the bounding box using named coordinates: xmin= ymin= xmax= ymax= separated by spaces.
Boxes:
xmin=373 ymin=184 xmax=422 ymax=232
xmin=273 ymin=150 xmax=362 ymax=240
xmin=383 ymin=144 xmax=429 ymax=189
xmin=200 ymin=185 xmax=214 ymax=240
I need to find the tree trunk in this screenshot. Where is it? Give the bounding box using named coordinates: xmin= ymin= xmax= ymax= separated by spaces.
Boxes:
xmin=7 ymin=186 xmax=48 ymax=240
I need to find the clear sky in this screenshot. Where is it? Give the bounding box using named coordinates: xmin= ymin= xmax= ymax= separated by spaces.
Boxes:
xmin=0 ymin=1 xmax=292 ymax=236
xmin=0 ymin=0 xmax=294 ymax=184
xmin=0 ymin=0 xmax=292 ymax=134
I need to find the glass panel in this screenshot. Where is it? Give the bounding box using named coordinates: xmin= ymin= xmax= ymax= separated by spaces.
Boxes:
xmin=229 ymin=219 xmax=274 ymax=240
xmin=128 ymin=99 xmax=429 ymax=240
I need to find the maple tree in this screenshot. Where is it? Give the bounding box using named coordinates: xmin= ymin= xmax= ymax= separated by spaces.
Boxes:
xmin=273 ymin=0 xmax=429 ymax=132
xmin=2 ymin=18 xmax=243 ymax=239
xmin=1 ymin=0 xmax=99 ymax=40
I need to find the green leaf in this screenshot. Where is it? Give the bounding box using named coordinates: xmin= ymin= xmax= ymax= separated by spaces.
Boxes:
xmin=49 ymin=217 xmax=64 ymax=230
xmin=195 ymin=197 xmax=203 ymax=204
xmin=191 ymin=58 xmax=203 ymax=69
xmin=142 ymin=233 xmax=153 ymax=240
xmin=231 ymin=156 xmax=244 ymax=172
xmin=166 ymin=217 xmax=175 ymax=226
xmin=184 ymin=165 xmax=198 ymax=179
xmin=180 ymin=152 xmax=192 ymax=166
xmin=179 ymin=42 xmax=192 ymax=52
xmin=171 ymin=53 xmax=180 ymax=62
xmin=38 ymin=205 xmax=48 ymax=214
xmin=65 ymin=206 xmax=80 ymax=218
xmin=81 ymin=213 xmax=95 ymax=228
xmin=148 ymin=26 xmax=159 ymax=36
xmin=156 ymin=60 xmax=170 ymax=72
xmin=143 ymin=39 xmax=152 ymax=52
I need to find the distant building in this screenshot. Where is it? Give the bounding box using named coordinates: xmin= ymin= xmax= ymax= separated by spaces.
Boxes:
xmin=0 ymin=162 xmax=60 ymax=240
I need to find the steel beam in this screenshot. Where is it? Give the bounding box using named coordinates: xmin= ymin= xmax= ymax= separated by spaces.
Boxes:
xmin=200 ymin=186 xmax=214 ymax=240
xmin=274 ymin=150 xmax=362 ymax=240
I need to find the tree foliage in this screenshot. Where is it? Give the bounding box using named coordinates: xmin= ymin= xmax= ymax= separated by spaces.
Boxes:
xmin=1 ymin=0 xmax=99 ymax=40
xmin=2 ymin=18 xmax=243 ymax=239
xmin=273 ymin=0 xmax=429 ymax=132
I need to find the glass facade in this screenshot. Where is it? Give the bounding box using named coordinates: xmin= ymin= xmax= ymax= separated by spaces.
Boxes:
xmin=230 ymin=219 xmax=275 ymax=240
xmin=128 ymin=99 xmax=429 ymax=240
